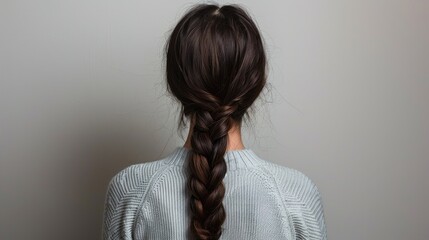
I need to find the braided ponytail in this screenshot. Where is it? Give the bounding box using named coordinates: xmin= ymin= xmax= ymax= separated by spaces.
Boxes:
xmin=187 ymin=103 xmax=237 ymax=239
xmin=164 ymin=3 xmax=267 ymax=239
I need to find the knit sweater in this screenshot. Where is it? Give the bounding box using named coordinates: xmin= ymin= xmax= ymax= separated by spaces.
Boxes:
xmin=102 ymin=146 xmax=328 ymax=240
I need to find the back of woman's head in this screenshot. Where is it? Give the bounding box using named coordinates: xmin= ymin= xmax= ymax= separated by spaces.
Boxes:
xmin=164 ymin=3 xmax=267 ymax=240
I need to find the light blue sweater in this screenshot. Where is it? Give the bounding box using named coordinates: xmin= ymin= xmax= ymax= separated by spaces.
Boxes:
xmin=102 ymin=146 xmax=328 ymax=239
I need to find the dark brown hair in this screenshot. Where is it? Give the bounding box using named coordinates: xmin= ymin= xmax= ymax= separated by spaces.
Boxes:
xmin=164 ymin=3 xmax=267 ymax=240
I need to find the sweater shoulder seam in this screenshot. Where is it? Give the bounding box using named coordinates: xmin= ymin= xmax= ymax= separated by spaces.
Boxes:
xmin=246 ymin=163 xmax=296 ymax=239
xmin=131 ymin=162 xmax=173 ymax=233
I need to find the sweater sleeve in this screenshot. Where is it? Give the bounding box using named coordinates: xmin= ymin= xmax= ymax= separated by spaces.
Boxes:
xmin=272 ymin=166 xmax=328 ymax=240
xmin=102 ymin=165 xmax=147 ymax=240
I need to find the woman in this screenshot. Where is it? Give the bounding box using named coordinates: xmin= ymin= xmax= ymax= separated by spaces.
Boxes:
xmin=102 ymin=3 xmax=327 ymax=240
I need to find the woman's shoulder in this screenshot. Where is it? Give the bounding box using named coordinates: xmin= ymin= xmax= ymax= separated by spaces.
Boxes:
xmin=102 ymin=157 xmax=174 ymax=239
xmin=106 ymin=157 xmax=171 ymax=195
xmin=258 ymin=160 xmax=321 ymax=193
xmin=258 ymin=160 xmax=328 ymax=239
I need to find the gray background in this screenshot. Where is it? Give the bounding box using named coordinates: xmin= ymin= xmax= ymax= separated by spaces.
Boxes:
xmin=1 ymin=0 xmax=428 ymax=239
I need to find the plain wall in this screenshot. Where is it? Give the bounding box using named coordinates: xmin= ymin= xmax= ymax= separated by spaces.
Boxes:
xmin=1 ymin=0 xmax=428 ymax=239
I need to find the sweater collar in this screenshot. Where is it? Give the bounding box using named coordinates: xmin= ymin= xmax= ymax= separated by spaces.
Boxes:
xmin=167 ymin=146 xmax=263 ymax=170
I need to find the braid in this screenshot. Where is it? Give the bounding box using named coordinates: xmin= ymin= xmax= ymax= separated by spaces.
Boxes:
xmin=164 ymin=3 xmax=268 ymax=239
xmin=187 ymin=104 xmax=236 ymax=239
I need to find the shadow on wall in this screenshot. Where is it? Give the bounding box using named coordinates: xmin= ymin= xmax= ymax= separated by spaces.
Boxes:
xmin=45 ymin=114 xmax=164 ymax=240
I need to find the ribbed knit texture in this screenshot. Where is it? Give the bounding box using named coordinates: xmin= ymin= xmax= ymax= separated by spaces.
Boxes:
xmin=102 ymin=146 xmax=328 ymax=240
